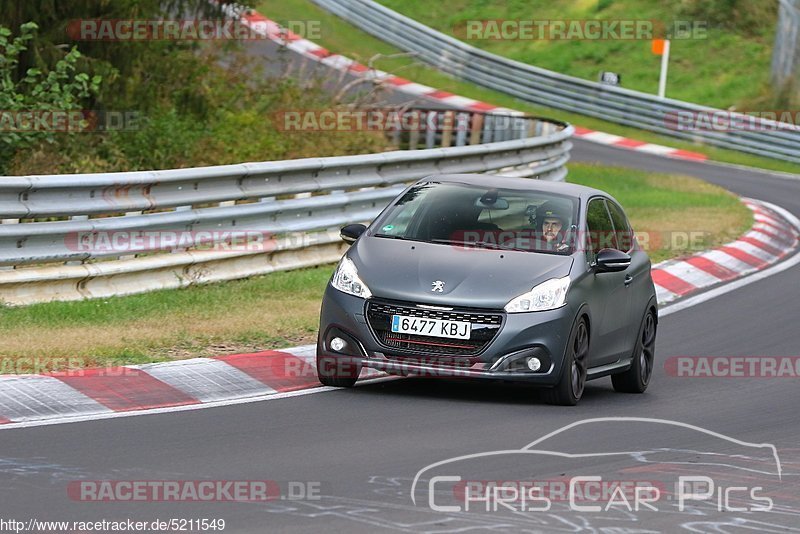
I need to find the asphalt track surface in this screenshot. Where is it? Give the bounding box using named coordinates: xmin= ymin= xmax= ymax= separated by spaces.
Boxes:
xmin=2 ymin=47 xmax=800 ymax=534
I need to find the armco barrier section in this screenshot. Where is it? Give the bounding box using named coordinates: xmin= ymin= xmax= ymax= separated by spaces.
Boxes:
xmin=0 ymin=108 xmax=572 ymax=304
xmin=311 ymin=0 xmax=800 ymax=164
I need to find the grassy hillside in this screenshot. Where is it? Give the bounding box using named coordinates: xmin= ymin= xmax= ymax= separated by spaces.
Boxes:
xmin=376 ymin=0 xmax=779 ymax=109
xmin=258 ymin=0 xmax=799 ymax=174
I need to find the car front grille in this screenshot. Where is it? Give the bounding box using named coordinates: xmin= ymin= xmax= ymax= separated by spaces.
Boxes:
xmin=366 ymin=300 xmax=504 ymax=357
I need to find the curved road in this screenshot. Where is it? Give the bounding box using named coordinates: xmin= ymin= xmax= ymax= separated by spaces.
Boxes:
xmin=2 ymin=27 xmax=800 ymax=533
xmin=1 ymin=143 xmax=799 ymax=533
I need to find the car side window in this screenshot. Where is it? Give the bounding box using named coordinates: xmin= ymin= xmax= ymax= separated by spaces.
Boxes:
xmin=607 ymin=201 xmax=634 ymax=252
xmin=586 ymin=198 xmax=616 ymax=262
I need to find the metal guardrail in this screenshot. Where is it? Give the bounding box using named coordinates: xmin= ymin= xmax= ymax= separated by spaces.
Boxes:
xmin=0 ymin=108 xmax=572 ymax=304
xmin=312 ymin=0 xmax=800 ymax=164
xmin=773 ymin=0 xmax=800 ymax=91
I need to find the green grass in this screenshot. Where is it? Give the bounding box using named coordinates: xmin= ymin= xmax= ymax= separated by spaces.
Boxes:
xmin=257 ymin=0 xmax=800 ymax=175
xmin=0 ymin=267 xmax=334 ymax=367
xmin=0 ymin=164 xmax=750 ymax=367
xmin=568 ymin=163 xmax=752 ymax=264
xmin=376 ymin=0 xmax=776 ymax=108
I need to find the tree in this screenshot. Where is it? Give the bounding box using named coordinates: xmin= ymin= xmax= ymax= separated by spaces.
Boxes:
xmin=0 ymin=22 xmax=102 ymax=172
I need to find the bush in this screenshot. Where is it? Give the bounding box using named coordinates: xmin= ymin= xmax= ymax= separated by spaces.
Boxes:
xmin=678 ymin=0 xmax=778 ymax=37
xmin=7 ymin=46 xmax=389 ymax=175
xmin=0 ymin=22 xmax=101 ymax=173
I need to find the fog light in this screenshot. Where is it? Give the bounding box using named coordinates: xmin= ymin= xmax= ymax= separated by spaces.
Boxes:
xmin=330 ymin=337 xmax=347 ymax=352
xmin=526 ymin=357 xmax=542 ymax=372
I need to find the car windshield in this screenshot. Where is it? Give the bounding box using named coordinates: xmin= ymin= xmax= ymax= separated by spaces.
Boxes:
xmin=371 ymin=181 xmax=580 ymax=255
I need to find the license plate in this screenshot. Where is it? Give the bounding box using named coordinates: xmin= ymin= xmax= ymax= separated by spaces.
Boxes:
xmin=391 ymin=315 xmax=471 ymax=340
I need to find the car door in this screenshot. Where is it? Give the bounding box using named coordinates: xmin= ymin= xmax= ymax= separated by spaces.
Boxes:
xmin=607 ymin=199 xmax=652 ymax=353
xmin=585 ymin=198 xmax=632 ymax=365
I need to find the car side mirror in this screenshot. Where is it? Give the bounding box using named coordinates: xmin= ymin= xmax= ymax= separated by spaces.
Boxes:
xmin=594 ymin=248 xmax=631 ymax=273
xmin=340 ymin=223 xmax=367 ymax=245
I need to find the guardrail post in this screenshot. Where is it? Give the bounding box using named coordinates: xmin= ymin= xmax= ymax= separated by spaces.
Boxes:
xmin=66 ymin=215 xmax=89 ymax=265
xmin=119 ymin=211 xmax=143 ymax=261
xmin=391 ymin=117 xmax=402 ymax=147
xmin=455 ymin=112 xmax=469 ymax=147
xmin=0 ymin=219 xmax=18 ymax=271
xmin=470 ymin=113 xmax=484 ymax=145
xmin=516 ymin=117 xmax=528 ymax=140
xmin=408 ymin=110 xmax=421 ymax=149
xmin=494 ymin=114 xmax=507 ymax=142
xmin=172 ymin=206 xmax=192 ymax=253
xmin=441 ymin=111 xmax=455 ymax=147
xmin=483 ymin=114 xmax=494 ymax=143
xmin=529 ymin=120 xmax=541 ymax=138
xmin=425 ymin=111 xmax=437 ymax=148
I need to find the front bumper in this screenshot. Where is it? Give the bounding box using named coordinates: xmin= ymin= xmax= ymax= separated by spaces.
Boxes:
xmin=318 ymin=284 xmax=577 ymax=385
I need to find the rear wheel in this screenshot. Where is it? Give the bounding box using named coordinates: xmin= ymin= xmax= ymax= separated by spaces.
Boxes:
xmin=612 ymin=308 xmax=657 ymax=393
xmin=543 ymin=316 xmax=589 ymax=406
xmin=317 ymin=355 xmax=361 ymax=388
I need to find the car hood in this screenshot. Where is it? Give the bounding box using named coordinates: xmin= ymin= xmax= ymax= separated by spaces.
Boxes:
xmin=350 ymin=237 xmax=574 ymax=309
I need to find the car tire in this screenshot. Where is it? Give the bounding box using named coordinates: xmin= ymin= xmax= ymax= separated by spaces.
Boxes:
xmin=543 ymin=316 xmax=589 ymax=406
xmin=317 ymin=355 xmax=361 ymax=388
xmin=612 ymin=308 xmax=657 ymax=394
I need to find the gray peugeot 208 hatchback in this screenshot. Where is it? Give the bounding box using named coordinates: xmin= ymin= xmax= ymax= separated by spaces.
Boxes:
xmin=317 ymin=174 xmax=658 ymax=405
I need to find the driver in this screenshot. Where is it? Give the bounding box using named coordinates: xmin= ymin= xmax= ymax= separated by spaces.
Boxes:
xmin=534 ymin=201 xmax=570 ymax=251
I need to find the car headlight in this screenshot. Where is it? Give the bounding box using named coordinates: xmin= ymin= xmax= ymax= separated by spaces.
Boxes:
xmin=331 ymin=256 xmax=372 ymax=299
xmin=504 ymin=276 xmax=570 ymax=313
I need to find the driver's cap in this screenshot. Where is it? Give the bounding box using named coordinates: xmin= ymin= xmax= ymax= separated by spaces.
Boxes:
xmin=536 ymin=201 xmax=568 ymax=224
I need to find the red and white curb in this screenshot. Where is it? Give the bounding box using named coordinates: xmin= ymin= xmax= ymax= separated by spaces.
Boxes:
xmin=0 ymin=346 xmax=383 ymax=426
xmin=572 ymin=127 xmax=707 ymax=161
xmin=239 ymin=8 xmax=707 ymax=162
xmin=652 ymin=198 xmax=799 ymax=305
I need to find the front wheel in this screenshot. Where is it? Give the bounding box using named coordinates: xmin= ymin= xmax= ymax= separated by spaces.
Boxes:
xmin=317 ymin=355 xmax=361 ymax=388
xmin=543 ymin=316 xmax=589 ymax=406
xmin=612 ymin=308 xmax=657 ymax=393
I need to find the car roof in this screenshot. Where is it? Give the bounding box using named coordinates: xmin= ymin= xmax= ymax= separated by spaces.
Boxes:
xmin=419 ymin=173 xmax=613 ymax=202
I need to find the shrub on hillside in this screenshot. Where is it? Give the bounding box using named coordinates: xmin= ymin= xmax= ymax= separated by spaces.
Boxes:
xmin=7 ymin=47 xmax=390 ymax=175
xmin=0 ymin=22 xmax=101 ymax=173
xmin=678 ymin=0 xmax=778 ymax=37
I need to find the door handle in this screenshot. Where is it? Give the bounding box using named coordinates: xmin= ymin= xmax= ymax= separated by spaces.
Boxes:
xmin=624 ymin=274 xmax=634 ymax=286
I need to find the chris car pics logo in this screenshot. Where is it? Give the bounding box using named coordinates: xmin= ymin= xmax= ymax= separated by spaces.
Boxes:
xmin=411 ymin=418 xmax=782 ymax=514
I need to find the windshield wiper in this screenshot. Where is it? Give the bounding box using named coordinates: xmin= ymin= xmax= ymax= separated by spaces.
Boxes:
xmin=431 ymin=238 xmax=560 ymax=254
xmin=430 ymin=238 xmax=505 ymax=250
xmin=373 ymin=233 xmax=417 ymax=241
